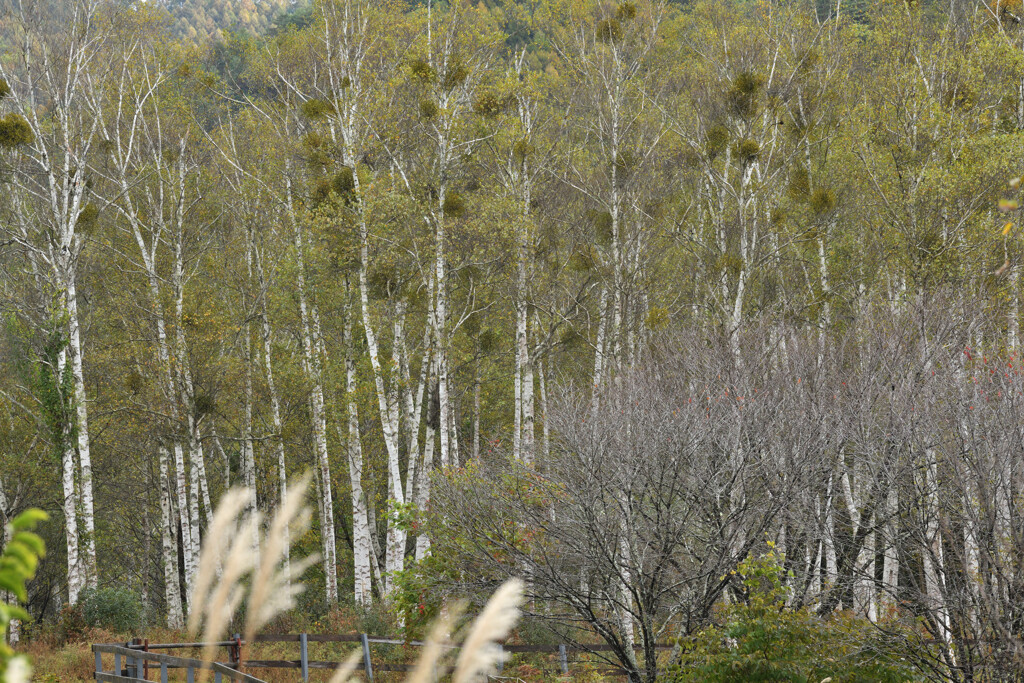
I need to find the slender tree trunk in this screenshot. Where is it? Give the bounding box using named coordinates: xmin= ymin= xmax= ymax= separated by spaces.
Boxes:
xmin=355 ymin=214 xmax=406 ymax=591
xmin=258 ymin=250 xmax=289 ymax=577
xmin=880 ymin=485 xmax=899 ymax=611
xmin=344 ymin=287 xmax=373 ymax=606
xmin=513 ymin=319 xmax=522 ymax=462
xmin=923 ymin=448 xmax=954 ymax=663
xmin=171 ymin=249 xmax=198 ymax=604
xmin=538 ymin=354 xmax=550 ymax=464
xmin=159 ymin=444 xmax=184 ymax=628
xmin=242 ymin=320 xmax=259 ymax=564
xmin=289 ymin=175 xmax=338 ymax=604
xmin=57 ymin=346 xmax=84 ymax=606
xmin=592 ymin=286 xmax=609 ymax=412
xmin=521 ymin=317 xmax=534 ymax=465
xmin=65 ymin=278 xmax=97 ymax=591
xmin=435 ymin=207 xmax=450 ymax=468
xmin=415 ymin=349 xmax=438 ymax=562
xmin=472 ymin=361 xmax=481 ymax=460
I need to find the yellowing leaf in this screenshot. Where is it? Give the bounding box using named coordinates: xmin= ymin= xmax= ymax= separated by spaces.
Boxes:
xmin=1011 ymin=177 xmax=1021 ymax=189
xmin=999 ymin=199 xmax=1019 ymax=212
xmin=1004 ymin=221 xmax=1013 ymax=236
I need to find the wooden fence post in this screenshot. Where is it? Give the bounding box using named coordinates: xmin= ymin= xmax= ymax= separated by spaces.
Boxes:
xmin=300 ymin=632 xmax=309 ymax=682
xmin=160 ymin=661 xmax=168 ymax=683
xmin=361 ymin=633 xmax=374 ymax=682
xmin=496 ymin=645 xmax=504 ymax=673
xmin=94 ymin=648 xmax=102 ymax=676
xmin=559 ymin=644 xmax=568 ymax=675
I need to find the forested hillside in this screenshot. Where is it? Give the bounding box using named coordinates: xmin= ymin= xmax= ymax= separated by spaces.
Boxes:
xmin=2 ymin=0 xmax=1024 ymax=680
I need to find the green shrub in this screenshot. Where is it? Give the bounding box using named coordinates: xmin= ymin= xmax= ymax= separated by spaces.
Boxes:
xmin=80 ymin=587 xmax=142 ymax=634
xmin=663 ymin=548 xmax=925 ymax=683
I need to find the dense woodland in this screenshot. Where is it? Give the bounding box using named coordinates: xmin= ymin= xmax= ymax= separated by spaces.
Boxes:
xmin=3 ymin=0 xmax=1024 ymax=680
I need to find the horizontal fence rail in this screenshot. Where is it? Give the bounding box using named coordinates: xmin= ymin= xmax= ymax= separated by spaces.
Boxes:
xmin=94 ymin=633 xmax=675 ymax=681
xmin=93 ymin=643 xmax=265 ymax=683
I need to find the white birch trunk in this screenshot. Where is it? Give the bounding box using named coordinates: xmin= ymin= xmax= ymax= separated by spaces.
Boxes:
xmin=288 ymin=175 xmax=338 ymax=604
xmin=65 ymin=278 xmax=97 ymax=591
xmin=57 ymin=346 xmax=84 ymax=606
xmin=513 ymin=324 xmax=522 ymax=462
xmin=472 ymin=364 xmax=481 ymax=460
xmin=355 ymin=214 xmax=406 ymax=592
xmin=415 ymin=349 xmax=439 ymax=562
xmin=258 ymin=251 xmax=289 ymax=578
xmin=923 ymin=448 xmax=954 ymax=664
xmin=880 ymin=485 xmax=899 ymax=612
xmin=242 ymin=322 xmax=259 ymax=565
xmin=344 ymin=293 xmax=373 ymax=606
xmin=521 ymin=318 xmax=535 ymax=465
xmin=538 ymin=355 xmax=550 ymax=464
xmin=159 ymin=444 xmax=184 ymax=628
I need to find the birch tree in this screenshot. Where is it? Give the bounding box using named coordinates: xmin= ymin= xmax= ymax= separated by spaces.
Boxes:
xmin=0 ymin=0 xmax=108 ymax=603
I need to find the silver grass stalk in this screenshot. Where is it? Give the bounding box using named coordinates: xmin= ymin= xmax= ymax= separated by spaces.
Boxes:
xmin=198 ymin=513 xmax=260 ymax=670
xmin=187 ymin=488 xmax=250 ymax=635
xmin=451 ymin=579 xmax=525 ymax=683
xmin=243 ymin=473 xmax=317 ymax=645
xmin=326 ymin=648 xmax=365 ymax=683
xmin=404 ymin=602 xmax=464 ymax=683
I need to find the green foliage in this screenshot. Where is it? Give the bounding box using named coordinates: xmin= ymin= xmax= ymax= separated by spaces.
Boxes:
xmin=300 ymin=98 xmax=334 ymax=120
xmin=441 ymin=56 xmax=469 ymax=91
xmin=512 ymin=138 xmax=534 ymax=164
xmin=616 ymin=2 xmax=638 ymax=21
xmin=809 ymin=187 xmax=836 ymax=215
xmin=409 ymin=57 xmax=436 ymax=84
xmin=311 ymin=167 xmax=356 ymax=207
xmin=665 ymin=550 xmax=923 ymax=683
xmin=478 ymin=328 xmax=500 ymax=354
xmin=597 ymin=17 xmax=623 ymax=43
xmin=473 ymin=90 xmax=512 ymax=118
xmin=0 ymin=78 xmax=10 ymax=100
xmin=705 ymin=124 xmax=729 ymax=159
xmin=75 ymin=202 xmax=99 ymax=234
xmin=727 ymin=71 xmax=763 ymax=119
xmin=734 ymin=139 xmax=759 ymax=163
xmin=442 ymin=192 xmax=465 ymax=218
xmin=193 ymin=392 xmax=216 ymax=416
xmin=788 ymin=168 xmax=810 ymax=200
xmin=80 ymin=588 xmax=143 ymax=633
xmin=1 ymin=509 xmax=48 ymax=681
xmin=419 ymin=98 xmax=439 ymax=119
xmin=0 ymin=113 xmax=34 ymax=147
xmin=588 ymin=209 xmax=614 ymax=244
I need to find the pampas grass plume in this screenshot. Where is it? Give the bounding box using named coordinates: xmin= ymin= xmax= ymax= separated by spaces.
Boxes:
xmin=451 ymin=578 xmax=525 ymax=683
xmin=199 ymin=513 xmax=259 ymax=670
xmin=188 ymin=488 xmax=250 ymax=635
xmin=326 ymin=648 xmax=365 ymax=683
xmin=404 ymin=601 xmax=464 ymax=683
xmin=244 ymin=473 xmax=317 ymax=645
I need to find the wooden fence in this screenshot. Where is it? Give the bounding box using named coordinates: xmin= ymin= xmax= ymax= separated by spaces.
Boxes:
xmin=93 ymin=634 xmax=674 ymax=681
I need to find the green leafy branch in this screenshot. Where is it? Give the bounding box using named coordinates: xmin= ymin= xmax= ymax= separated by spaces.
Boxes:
xmin=0 ymin=509 xmax=48 ymax=682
